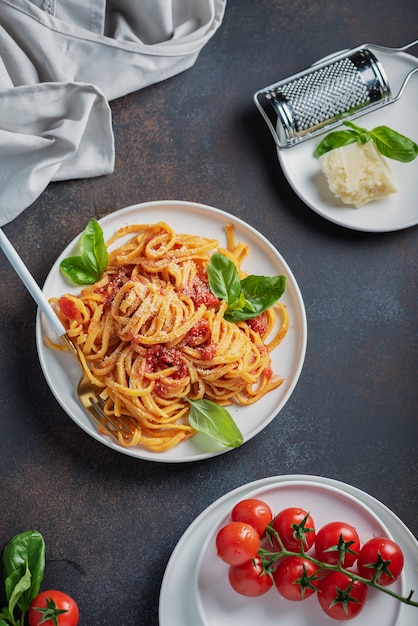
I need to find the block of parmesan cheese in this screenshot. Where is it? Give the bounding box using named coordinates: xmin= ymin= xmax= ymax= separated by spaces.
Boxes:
xmin=319 ymin=140 xmax=399 ymax=208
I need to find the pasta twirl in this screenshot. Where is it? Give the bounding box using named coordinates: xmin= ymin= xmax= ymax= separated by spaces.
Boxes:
xmin=51 ymin=222 xmax=288 ymax=452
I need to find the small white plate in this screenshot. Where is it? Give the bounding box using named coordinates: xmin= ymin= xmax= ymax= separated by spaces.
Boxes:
xmin=195 ymin=481 xmax=403 ymax=626
xmin=36 ymin=200 xmax=307 ymax=462
xmin=159 ymin=475 xmax=418 ymax=625
xmin=277 ymin=50 xmax=418 ymax=232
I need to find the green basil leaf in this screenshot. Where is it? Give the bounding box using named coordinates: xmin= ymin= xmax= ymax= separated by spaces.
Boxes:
xmin=207 ymin=253 xmax=241 ymax=305
xmin=0 ymin=606 xmax=15 ymax=623
xmin=2 ymin=530 xmax=45 ymax=614
xmin=316 ymin=120 xmax=375 ymax=154
xmin=241 ymin=274 xmax=286 ymax=311
xmin=227 ymin=291 xmax=246 ymax=311
xmin=343 ymin=121 xmax=364 ymax=133
xmin=343 ymin=121 xmax=372 ymax=145
xmin=60 ymin=256 xmax=101 ymax=285
xmin=208 ymin=253 xmax=286 ymax=322
xmin=60 ymin=218 xmax=108 ymax=285
xmin=80 ymin=218 xmax=108 ymax=276
xmin=314 ymin=129 xmax=360 ymax=157
xmin=370 ymin=126 xmax=418 ymax=162
xmin=0 ymin=614 xmax=11 ymax=626
xmin=186 ymin=398 xmax=243 ymax=448
xmin=225 ymin=275 xmax=286 ymax=322
xmin=315 ymin=120 xmax=418 ymax=162
xmin=6 ymin=561 xmax=31 ymax=617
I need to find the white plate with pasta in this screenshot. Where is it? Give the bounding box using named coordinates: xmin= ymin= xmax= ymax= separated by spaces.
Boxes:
xmin=36 ymin=200 xmax=307 ymax=462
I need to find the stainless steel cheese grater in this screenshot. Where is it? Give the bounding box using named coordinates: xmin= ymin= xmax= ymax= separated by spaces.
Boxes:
xmin=254 ymin=40 xmax=418 ymax=148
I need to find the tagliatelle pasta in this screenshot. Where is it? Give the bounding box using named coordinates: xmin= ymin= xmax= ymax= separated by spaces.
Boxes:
xmin=50 ymin=222 xmax=288 ymax=452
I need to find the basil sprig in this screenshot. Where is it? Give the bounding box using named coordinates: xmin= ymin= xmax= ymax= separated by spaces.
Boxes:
xmin=187 ymin=398 xmax=243 ymax=448
xmin=314 ymin=121 xmax=418 ymax=162
xmin=207 ymin=253 xmax=286 ymax=323
xmin=60 ymin=218 xmax=108 ymax=285
xmin=0 ymin=530 xmax=45 ymax=626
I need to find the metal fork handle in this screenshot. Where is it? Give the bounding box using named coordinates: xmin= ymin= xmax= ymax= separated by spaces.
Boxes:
xmin=61 ymin=332 xmax=80 ymax=358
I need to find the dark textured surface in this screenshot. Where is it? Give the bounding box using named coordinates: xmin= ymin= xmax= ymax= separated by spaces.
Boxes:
xmin=1 ymin=1 xmax=417 ymax=624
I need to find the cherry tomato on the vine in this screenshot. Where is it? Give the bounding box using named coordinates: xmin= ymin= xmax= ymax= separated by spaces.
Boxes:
xmin=315 ymin=521 xmax=360 ymax=567
xmin=28 ymin=590 xmax=79 ymax=626
xmin=228 ymin=556 xmax=273 ymax=597
xmin=317 ymin=571 xmax=368 ymax=621
xmin=273 ymin=556 xmax=320 ymax=601
xmin=216 ymin=521 xmax=260 ymax=566
xmin=231 ymin=498 xmax=273 ymax=537
xmin=270 ymin=508 xmax=316 ymax=551
xmin=357 ymin=537 xmax=404 ymax=586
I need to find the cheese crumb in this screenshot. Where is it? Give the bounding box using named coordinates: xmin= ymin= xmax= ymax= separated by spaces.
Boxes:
xmin=319 ymin=141 xmax=399 ymax=207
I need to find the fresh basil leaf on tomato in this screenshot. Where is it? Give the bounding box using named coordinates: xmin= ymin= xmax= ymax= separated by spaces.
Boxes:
xmin=225 ymin=274 xmax=286 ymax=322
xmin=207 ymin=254 xmax=286 ymax=322
xmin=60 ymin=218 xmax=108 ymax=285
xmin=186 ymin=398 xmax=243 ymax=448
xmin=207 ymin=253 xmax=242 ymax=306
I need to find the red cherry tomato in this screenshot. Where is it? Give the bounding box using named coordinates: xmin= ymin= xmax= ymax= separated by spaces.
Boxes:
xmin=315 ymin=521 xmax=360 ymax=567
xmin=231 ymin=498 xmax=273 ymax=537
xmin=357 ymin=537 xmax=404 ymax=586
xmin=28 ymin=590 xmax=79 ymax=626
xmin=317 ymin=571 xmax=367 ymax=620
xmin=270 ymin=508 xmax=316 ymax=551
xmin=273 ymin=556 xmax=320 ymax=601
xmin=216 ymin=521 xmax=260 ymax=566
xmin=58 ymin=296 xmax=82 ymax=322
xmin=228 ymin=556 xmax=273 ymax=597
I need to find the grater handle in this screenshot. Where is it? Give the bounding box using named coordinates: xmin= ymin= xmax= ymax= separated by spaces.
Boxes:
xmin=393 ymin=65 xmax=418 ymax=102
xmin=367 ymin=39 xmax=418 ymax=53
xmin=321 ymin=40 xmax=418 ymax=64
xmin=366 ymin=39 xmax=418 ymax=101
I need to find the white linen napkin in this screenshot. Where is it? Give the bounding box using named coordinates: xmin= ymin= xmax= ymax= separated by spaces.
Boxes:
xmin=0 ymin=0 xmax=226 ymax=225
xmin=0 ymin=82 xmax=114 ymax=226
